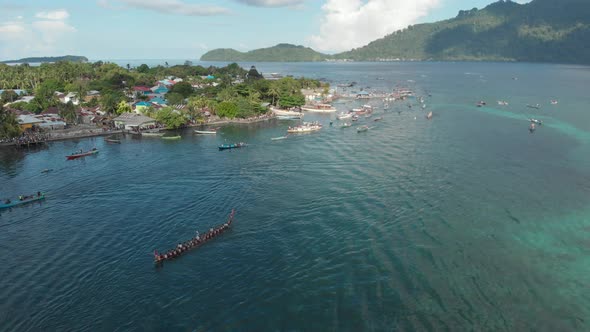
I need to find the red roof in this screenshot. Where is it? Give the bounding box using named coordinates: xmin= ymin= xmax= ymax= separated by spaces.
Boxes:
xmin=133 ymin=86 xmax=151 ymax=92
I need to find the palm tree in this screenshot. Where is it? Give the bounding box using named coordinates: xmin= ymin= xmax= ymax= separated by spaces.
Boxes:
xmin=268 ymin=85 xmax=280 ymax=107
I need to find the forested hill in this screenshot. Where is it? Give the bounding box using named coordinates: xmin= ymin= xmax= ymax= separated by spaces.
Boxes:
xmin=200 ymin=44 xmax=330 ymax=62
xmin=335 ymin=0 xmax=590 ymax=64
xmin=1 ymin=55 xmax=88 ymax=64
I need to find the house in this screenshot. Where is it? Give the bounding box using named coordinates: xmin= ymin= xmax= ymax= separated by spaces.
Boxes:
xmin=301 ymin=88 xmax=323 ymax=102
xmin=134 ymin=101 xmax=152 ymax=113
xmin=149 ymin=97 xmax=167 ymax=105
xmin=133 ymin=86 xmax=152 ymax=95
xmin=113 ymin=112 xmax=156 ymax=130
xmin=64 ymin=92 xmax=80 ymax=105
xmin=38 ymin=119 xmax=66 ymax=130
xmin=84 ymin=90 xmax=101 ymax=103
xmin=17 ymin=114 xmax=43 ymax=130
xmin=158 ymin=79 xmax=175 ymax=86
xmin=151 ymin=85 xmax=169 ymax=95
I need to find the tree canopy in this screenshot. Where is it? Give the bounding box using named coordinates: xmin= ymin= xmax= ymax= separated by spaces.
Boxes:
xmin=0 ymin=105 xmax=21 ymax=139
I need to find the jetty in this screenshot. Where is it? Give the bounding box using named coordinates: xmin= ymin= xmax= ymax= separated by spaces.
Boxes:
xmin=154 ymin=209 xmax=235 ymax=265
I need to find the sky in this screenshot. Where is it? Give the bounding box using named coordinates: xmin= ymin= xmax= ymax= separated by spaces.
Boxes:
xmin=0 ymin=0 xmax=532 ymax=60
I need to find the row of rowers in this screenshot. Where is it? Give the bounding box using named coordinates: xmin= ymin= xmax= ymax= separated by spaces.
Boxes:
xmin=154 ymin=222 xmax=231 ymax=263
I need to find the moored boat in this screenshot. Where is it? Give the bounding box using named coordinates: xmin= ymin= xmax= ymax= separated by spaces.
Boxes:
xmin=219 ymin=142 xmax=247 ymax=150
xmin=1 ymin=193 xmax=45 ymax=210
xmin=161 ymin=135 xmax=181 ymax=140
xmin=66 ymin=148 xmax=98 ymax=160
xmin=105 ymin=138 xmax=121 ymax=144
xmin=340 ymin=123 xmax=352 ymax=128
xmin=194 ymin=130 xmax=217 ymax=135
xmin=426 ymin=111 xmax=433 ymax=120
xmin=271 ymin=107 xmax=304 ymax=118
xmin=142 ymin=132 xmax=165 ymax=137
xmin=271 ymin=135 xmax=288 ymax=141
xmin=373 ymin=117 xmax=383 ymax=121
xmin=301 ymin=104 xmax=337 ymax=113
xmin=337 ymin=112 xmax=352 ymax=120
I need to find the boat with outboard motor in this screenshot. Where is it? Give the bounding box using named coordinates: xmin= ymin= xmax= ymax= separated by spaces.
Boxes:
xmin=154 ymin=210 xmax=235 ymax=265
xmin=357 ymin=125 xmax=369 ymax=133
xmin=219 ymin=142 xmax=247 ymax=150
xmin=1 ymin=192 xmax=45 ymax=210
xmin=529 ymin=118 xmax=543 ymax=126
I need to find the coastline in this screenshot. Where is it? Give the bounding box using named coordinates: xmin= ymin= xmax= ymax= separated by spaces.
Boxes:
xmin=1 ymin=115 xmax=278 ymax=148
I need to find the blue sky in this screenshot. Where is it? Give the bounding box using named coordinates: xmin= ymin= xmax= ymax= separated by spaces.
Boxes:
xmin=0 ymin=0 xmax=531 ymax=60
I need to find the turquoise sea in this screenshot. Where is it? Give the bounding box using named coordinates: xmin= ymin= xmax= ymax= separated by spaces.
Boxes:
xmin=1 ymin=62 xmax=589 ymax=331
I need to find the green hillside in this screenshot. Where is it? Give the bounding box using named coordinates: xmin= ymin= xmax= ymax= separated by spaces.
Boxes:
xmin=335 ymin=0 xmax=590 ymax=64
xmin=201 ymin=44 xmax=330 ymax=62
xmin=1 ymin=55 xmax=88 ymax=64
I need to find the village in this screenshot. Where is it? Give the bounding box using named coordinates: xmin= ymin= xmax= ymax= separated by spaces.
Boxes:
xmin=0 ymin=62 xmax=327 ymax=146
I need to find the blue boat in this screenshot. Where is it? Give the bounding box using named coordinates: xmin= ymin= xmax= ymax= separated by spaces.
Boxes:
xmin=218 ymin=143 xmax=247 ymax=151
xmin=0 ymin=193 xmax=45 ymax=210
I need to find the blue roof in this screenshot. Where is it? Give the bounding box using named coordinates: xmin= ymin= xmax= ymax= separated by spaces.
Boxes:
xmin=135 ymin=101 xmax=151 ymax=107
xmin=206 ymin=75 xmax=215 ymax=79
xmin=150 ymin=97 xmax=167 ymax=105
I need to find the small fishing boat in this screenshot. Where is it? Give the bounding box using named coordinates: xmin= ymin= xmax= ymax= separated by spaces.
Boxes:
xmin=351 ymin=115 xmax=359 ymax=122
xmin=105 ymin=138 xmax=121 ymax=144
xmin=287 ymin=122 xmax=322 ymax=133
xmin=340 ymin=123 xmax=352 ymax=128
xmin=373 ymin=117 xmax=383 ymax=122
xmin=271 ymin=107 xmax=304 ymax=118
xmin=276 ymin=115 xmax=302 ymax=120
xmin=1 ymin=193 xmax=45 ymax=210
xmin=41 ymin=169 xmax=53 ymax=173
xmin=66 ymin=148 xmax=98 ymax=160
xmin=142 ymin=132 xmax=165 ymax=137
xmin=337 ymin=112 xmax=352 ymax=120
xmin=529 ymin=123 xmax=536 ymax=133
xmin=219 ymin=142 xmax=247 ymax=151
xmin=357 ymin=125 xmax=369 ymax=133
xmin=529 ymin=118 xmax=543 ymax=126
xmin=271 ymin=135 xmax=288 ymax=141
xmin=162 ymin=135 xmax=181 ymax=140
xmin=477 ymin=101 xmax=486 ymax=107
xmin=550 ymin=100 xmax=558 ymax=105
xmin=527 ymin=104 xmax=541 ymax=110
xmin=497 ymin=100 xmax=509 ymax=106
xmin=426 ymin=111 xmax=433 ymax=120
xmin=194 ymin=130 xmax=217 ymax=135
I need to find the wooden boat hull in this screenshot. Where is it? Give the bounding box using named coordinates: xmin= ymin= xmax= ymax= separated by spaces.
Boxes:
xmin=0 ymin=194 xmax=45 ymax=209
xmin=194 ymin=130 xmax=217 ymax=134
xmin=161 ymin=136 xmax=181 ymax=140
xmin=105 ymin=139 xmax=121 ymax=144
xmin=66 ymin=150 xmax=98 ymax=160
xmin=219 ymin=144 xmax=246 ymax=150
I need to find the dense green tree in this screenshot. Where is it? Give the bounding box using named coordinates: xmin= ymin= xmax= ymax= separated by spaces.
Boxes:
xmin=59 ymin=101 xmax=78 ymax=124
xmin=156 ymin=107 xmax=185 ymax=129
xmin=137 ymin=64 xmax=150 ymax=73
xmin=169 ymin=81 xmax=194 ymax=98
xmin=100 ymin=91 xmax=124 ymax=114
xmin=115 ymin=100 xmax=132 ymax=115
xmin=165 ymin=92 xmax=184 ymax=106
xmin=216 ymin=101 xmax=239 ymax=119
xmin=1 ymin=90 xmax=19 ymax=104
xmin=0 ymin=105 xmax=22 ymax=139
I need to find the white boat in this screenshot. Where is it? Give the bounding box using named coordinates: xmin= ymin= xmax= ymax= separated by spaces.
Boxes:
xmin=271 ymin=107 xmax=304 ymax=118
xmin=337 ymin=112 xmax=352 ymax=120
xmin=287 ymin=122 xmax=322 ymax=133
xmin=271 ymin=135 xmax=288 ymax=141
xmin=340 ymin=123 xmax=352 ymax=128
xmin=357 ymin=125 xmax=369 ymax=133
xmin=142 ymin=132 xmax=165 ymax=137
xmin=497 ymin=100 xmax=509 ymax=106
xmin=550 ymin=100 xmax=558 ymax=105
xmin=301 ymin=104 xmax=337 ymax=113
xmin=195 ymin=130 xmax=217 ymax=135
xmin=426 ymin=111 xmax=433 ymax=120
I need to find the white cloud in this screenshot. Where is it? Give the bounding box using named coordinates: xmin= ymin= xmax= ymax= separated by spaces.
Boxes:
xmin=117 ymin=0 xmax=230 ymax=16
xmin=0 ymin=10 xmax=76 ymax=59
xmin=309 ymin=0 xmax=440 ymax=53
xmin=35 ymin=9 xmax=70 ymax=20
xmin=0 ymin=22 xmax=26 ymax=34
xmin=234 ymin=0 xmax=304 ymax=7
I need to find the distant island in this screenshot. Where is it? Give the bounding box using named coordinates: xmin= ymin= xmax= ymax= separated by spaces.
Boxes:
xmin=1 ymin=55 xmax=88 ymax=64
xmin=201 ymin=44 xmax=330 ymax=62
xmin=202 ymin=0 xmax=590 ymax=65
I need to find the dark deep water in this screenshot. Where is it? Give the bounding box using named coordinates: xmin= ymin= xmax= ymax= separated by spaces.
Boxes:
xmin=1 ymin=62 xmax=589 ymax=331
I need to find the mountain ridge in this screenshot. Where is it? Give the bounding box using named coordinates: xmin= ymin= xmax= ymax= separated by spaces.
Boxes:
xmin=1 ymin=55 xmax=89 ymax=64
xmin=201 ymin=0 xmax=590 ymax=65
